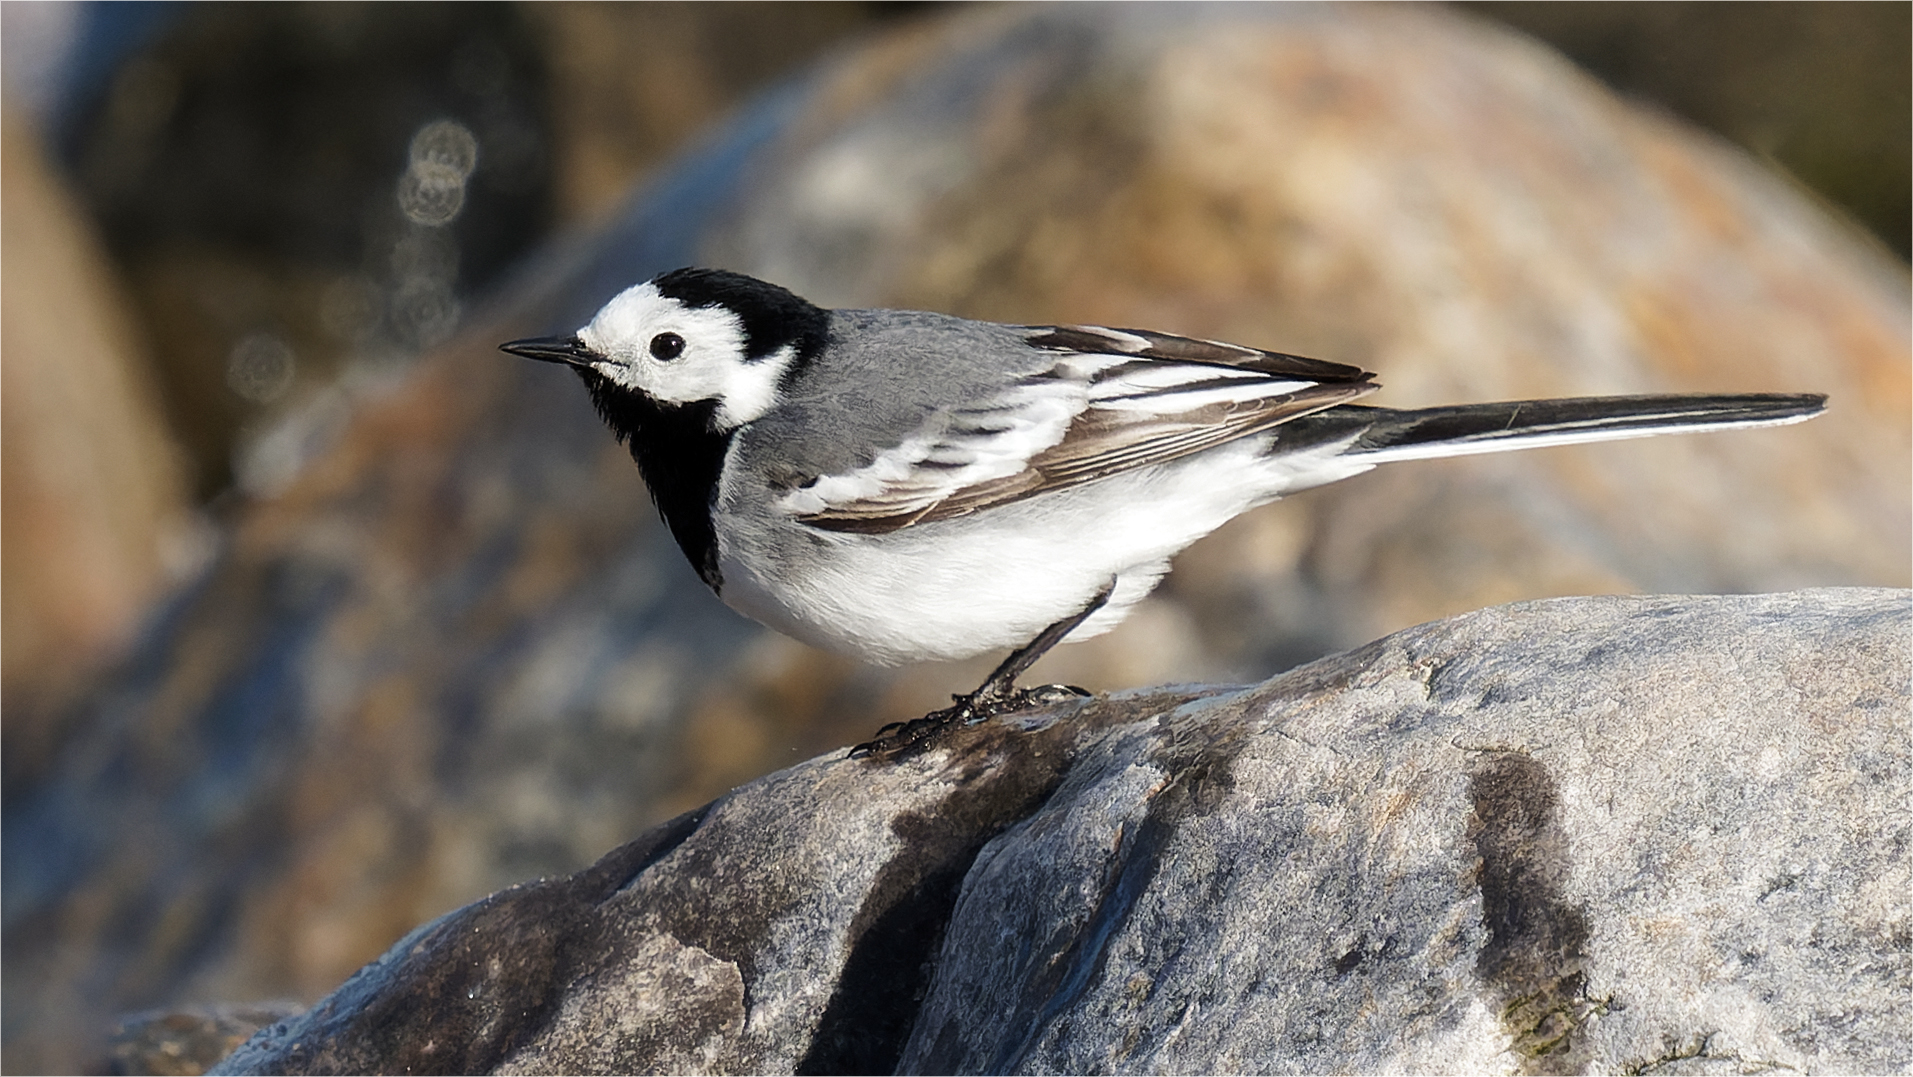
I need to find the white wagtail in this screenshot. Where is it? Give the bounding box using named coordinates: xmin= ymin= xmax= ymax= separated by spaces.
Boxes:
xmin=504 ymin=268 xmax=1824 ymax=755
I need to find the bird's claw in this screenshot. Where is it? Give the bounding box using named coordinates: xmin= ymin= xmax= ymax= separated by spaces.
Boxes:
xmin=849 ymin=683 xmax=1090 ymax=760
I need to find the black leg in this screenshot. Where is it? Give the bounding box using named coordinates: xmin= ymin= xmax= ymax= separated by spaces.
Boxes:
xmin=851 ymin=582 xmax=1114 ymax=759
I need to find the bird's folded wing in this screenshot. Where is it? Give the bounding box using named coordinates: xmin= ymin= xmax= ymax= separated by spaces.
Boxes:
xmin=785 ymin=325 xmax=1377 ymax=534
xmin=1022 ymin=323 xmax=1373 ymax=382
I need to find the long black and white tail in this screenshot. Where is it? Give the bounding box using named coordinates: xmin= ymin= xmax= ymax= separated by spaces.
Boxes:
xmin=1301 ymin=393 xmax=1825 ymax=465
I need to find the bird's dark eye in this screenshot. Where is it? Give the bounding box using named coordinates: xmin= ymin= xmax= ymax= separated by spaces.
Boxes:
xmin=649 ymin=332 xmax=685 ymax=361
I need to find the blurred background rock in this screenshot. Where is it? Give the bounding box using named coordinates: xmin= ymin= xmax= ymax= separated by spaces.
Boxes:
xmin=1 ymin=3 xmax=1906 ymax=1074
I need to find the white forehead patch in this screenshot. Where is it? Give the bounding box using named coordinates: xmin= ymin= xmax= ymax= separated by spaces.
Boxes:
xmin=576 ymin=281 xmax=795 ymax=429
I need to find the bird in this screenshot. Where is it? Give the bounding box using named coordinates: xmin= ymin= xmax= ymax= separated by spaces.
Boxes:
xmin=502 ymin=267 xmax=1825 ymax=756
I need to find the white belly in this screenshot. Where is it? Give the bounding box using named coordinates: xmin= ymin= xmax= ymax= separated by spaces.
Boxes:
xmin=714 ymin=438 xmax=1372 ymax=664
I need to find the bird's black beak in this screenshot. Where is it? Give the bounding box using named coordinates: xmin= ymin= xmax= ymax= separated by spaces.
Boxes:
xmin=500 ymin=335 xmax=595 ymax=366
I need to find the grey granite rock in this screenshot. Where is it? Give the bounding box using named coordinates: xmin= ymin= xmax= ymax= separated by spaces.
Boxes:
xmin=214 ymin=589 xmax=1911 ymax=1075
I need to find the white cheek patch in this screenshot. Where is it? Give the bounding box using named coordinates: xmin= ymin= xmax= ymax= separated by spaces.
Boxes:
xmin=576 ymin=282 xmax=792 ymax=428
xmin=715 ymin=344 xmax=797 ymax=428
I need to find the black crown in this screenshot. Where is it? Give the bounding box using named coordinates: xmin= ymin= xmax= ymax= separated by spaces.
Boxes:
xmin=652 ymin=268 xmax=830 ymax=367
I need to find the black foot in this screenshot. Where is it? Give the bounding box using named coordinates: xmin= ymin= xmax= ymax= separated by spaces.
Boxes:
xmin=849 ymin=683 xmax=1090 ymax=760
xmin=853 ymin=583 xmax=1112 ymax=761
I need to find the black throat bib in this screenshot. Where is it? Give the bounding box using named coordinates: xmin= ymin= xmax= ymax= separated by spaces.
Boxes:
xmin=581 ymin=374 xmax=732 ymax=589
